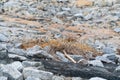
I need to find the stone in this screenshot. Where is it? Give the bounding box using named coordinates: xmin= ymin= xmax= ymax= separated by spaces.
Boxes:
xmin=0 ymin=52 xmax=8 ymax=60
xmin=94 ymin=40 xmax=105 ymax=50
xmin=25 ymin=76 xmax=40 ymax=80
xmin=56 ymin=51 xmax=69 ymax=62
xmin=114 ymin=28 xmax=120 ymax=33
xmin=0 ymin=76 xmax=7 ymax=80
xmin=115 ymin=66 xmax=120 ymax=71
xmin=72 ymin=77 xmax=83 ymax=80
xmin=52 ymin=76 xmax=64 ymax=80
xmin=69 ymin=55 xmax=83 ymax=62
xmin=8 ymin=54 xmax=27 ymax=61
xmin=22 ymin=61 xmax=43 ymax=68
xmin=11 ymin=61 xmax=23 ymax=72
xmin=88 ymin=60 xmax=104 ymax=67
xmin=89 ymin=77 xmax=107 ymax=80
xmin=95 ymin=56 xmax=113 ymax=63
xmin=0 ymin=33 xmax=9 ymax=42
xmin=23 ymin=67 xmax=53 ymax=80
xmin=8 ymin=48 xmax=26 ymax=56
xmin=0 ymin=64 xmax=23 ymax=80
xmin=26 ymin=45 xmax=42 ymax=52
xmin=26 ymin=50 xmax=54 ymax=59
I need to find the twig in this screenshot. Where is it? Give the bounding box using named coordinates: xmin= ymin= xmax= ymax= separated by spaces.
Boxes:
xmin=63 ymin=50 xmax=76 ymax=63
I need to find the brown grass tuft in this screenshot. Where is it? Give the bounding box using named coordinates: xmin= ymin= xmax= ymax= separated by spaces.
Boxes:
xmin=21 ymin=37 xmax=102 ymax=59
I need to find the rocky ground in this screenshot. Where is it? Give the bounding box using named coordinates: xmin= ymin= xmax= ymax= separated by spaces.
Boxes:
xmin=0 ymin=0 xmax=120 ymax=80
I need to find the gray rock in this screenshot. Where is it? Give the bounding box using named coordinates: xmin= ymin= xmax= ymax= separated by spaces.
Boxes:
xmin=84 ymin=13 xmax=93 ymax=20
xmin=74 ymin=13 xmax=83 ymax=18
xmin=8 ymin=48 xmax=26 ymax=56
xmin=22 ymin=61 xmax=43 ymax=68
xmin=11 ymin=61 xmax=23 ymax=72
xmin=61 ymin=7 xmax=70 ymax=11
xmin=52 ymin=17 xmax=63 ymax=24
xmin=89 ymin=77 xmax=107 ymax=80
xmin=0 ymin=52 xmax=8 ymax=60
xmin=88 ymin=60 xmax=104 ymax=67
xmin=0 ymin=34 xmax=9 ymax=42
xmin=25 ymin=76 xmax=40 ymax=80
xmin=52 ymin=76 xmax=64 ymax=80
xmin=27 ymin=50 xmax=54 ymax=59
xmin=0 ymin=76 xmax=7 ymax=80
xmin=56 ymin=51 xmax=69 ymax=62
xmin=94 ymin=40 xmax=105 ymax=50
xmin=57 ymin=0 xmax=69 ymax=2
xmin=23 ymin=67 xmax=53 ymax=80
xmin=72 ymin=77 xmax=83 ymax=80
xmin=115 ymin=66 xmax=120 ymax=71
xmin=26 ymin=45 xmax=42 ymax=52
xmin=8 ymin=54 xmax=27 ymax=61
xmin=95 ymin=56 xmax=113 ymax=63
xmin=69 ymin=55 xmax=83 ymax=62
xmin=0 ymin=64 xmax=23 ymax=80
xmin=114 ymin=28 xmax=120 ymax=33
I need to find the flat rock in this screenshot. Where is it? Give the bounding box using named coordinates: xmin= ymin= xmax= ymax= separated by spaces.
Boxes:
xmin=23 ymin=67 xmax=53 ymax=80
xmin=0 ymin=76 xmax=7 ymax=80
xmin=0 ymin=33 xmax=9 ymax=42
xmin=0 ymin=64 xmax=23 ymax=80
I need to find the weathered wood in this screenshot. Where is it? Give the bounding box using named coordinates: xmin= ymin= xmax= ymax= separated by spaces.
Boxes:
xmin=41 ymin=60 xmax=120 ymax=80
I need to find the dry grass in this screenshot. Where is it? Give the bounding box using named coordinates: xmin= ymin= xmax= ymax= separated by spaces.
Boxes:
xmin=21 ymin=37 xmax=102 ymax=59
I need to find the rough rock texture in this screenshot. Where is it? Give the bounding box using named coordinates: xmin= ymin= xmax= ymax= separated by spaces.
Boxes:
xmin=0 ymin=0 xmax=120 ymax=80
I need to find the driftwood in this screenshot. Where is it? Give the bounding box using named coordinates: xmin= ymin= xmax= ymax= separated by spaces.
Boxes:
xmin=63 ymin=50 xmax=76 ymax=63
xmin=40 ymin=60 xmax=120 ymax=80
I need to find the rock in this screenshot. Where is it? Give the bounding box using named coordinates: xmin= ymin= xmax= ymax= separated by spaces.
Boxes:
xmin=25 ymin=76 xmax=40 ymax=80
xmin=102 ymin=47 xmax=115 ymax=54
xmin=94 ymin=40 xmax=105 ymax=50
xmin=115 ymin=66 xmax=120 ymax=71
xmin=57 ymin=0 xmax=69 ymax=3
xmin=56 ymin=51 xmax=69 ymax=62
xmin=8 ymin=54 xmax=27 ymax=61
xmin=94 ymin=0 xmax=117 ymax=6
xmin=88 ymin=60 xmax=104 ymax=67
xmin=8 ymin=48 xmax=26 ymax=56
xmin=52 ymin=17 xmax=63 ymax=24
xmin=52 ymin=76 xmax=65 ymax=80
xmin=26 ymin=50 xmax=54 ymax=59
xmin=114 ymin=28 xmax=120 ymax=33
xmin=95 ymin=56 xmax=113 ymax=63
xmin=0 ymin=64 xmax=23 ymax=80
xmin=26 ymin=45 xmax=42 ymax=52
xmin=0 ymin=33 xmax=9 ymax=42
xmin=23 ymin=67 xmax=53 ymax=80
xmin=89 ymin=77 xmax=107 ymax=80
xmin=105 ymin=54 xmax=116 ymax=61
xmin=11 ymin=61 xmax=23 ymax=72
xmin=69 ymin=55 xmax=83 ymax=62
xmin=73 ymin=13 xmax=83 ymax=18
xmin=22 ymin=61 xmax=43 ymax=68
xmin=0 ymin=52 xmax=8 ymax=60
xmin=72 ymin=77 xmax=83 ymax=80
xmin=0 ymin=76 xmax=7 ymax=80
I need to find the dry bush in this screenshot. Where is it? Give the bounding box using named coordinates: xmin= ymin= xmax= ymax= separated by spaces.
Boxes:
xmin=21 ymin=37 xmax=102 ymax=59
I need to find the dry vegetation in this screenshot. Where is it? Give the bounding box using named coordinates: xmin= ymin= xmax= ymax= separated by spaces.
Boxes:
xmin=21 ymin=37 xmax=102 ymax=59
